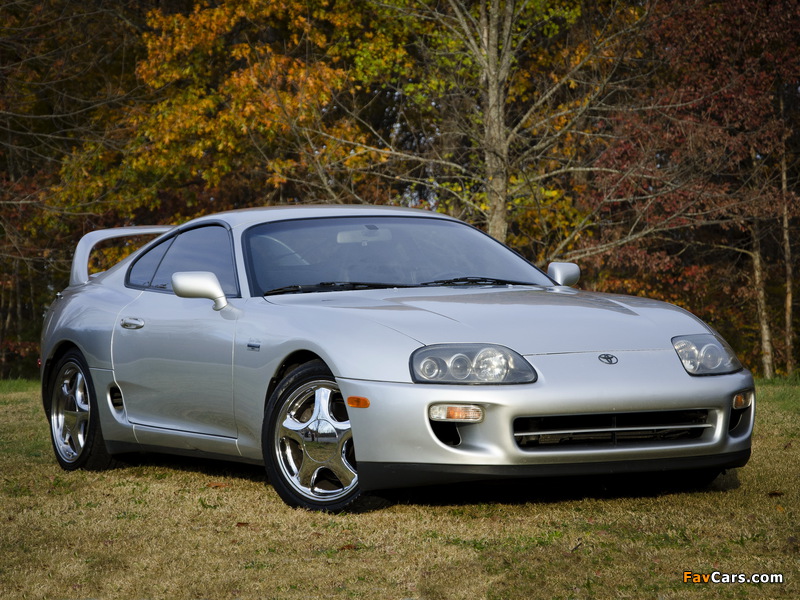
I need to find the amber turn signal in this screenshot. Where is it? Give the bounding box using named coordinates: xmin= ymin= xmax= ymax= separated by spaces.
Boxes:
xmin=428 ymin=403 xmax=484 ymax=423
xmin=347 ymin=396 xmax=371 ymax=408
xmin=731 ymin=390 xmax=753 ymax=410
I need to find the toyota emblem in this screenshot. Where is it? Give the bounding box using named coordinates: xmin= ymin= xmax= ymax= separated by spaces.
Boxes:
xmin=598 ymin=353 xmax=619 ymax=365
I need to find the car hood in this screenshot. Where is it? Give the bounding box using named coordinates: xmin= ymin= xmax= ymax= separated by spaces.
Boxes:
xmin=266 ymin=286 xmax=710 ymax=355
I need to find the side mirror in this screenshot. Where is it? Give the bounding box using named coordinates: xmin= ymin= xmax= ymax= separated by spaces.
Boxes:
xmin=547 ymin=262 xmax=580 ymax=287
xmin=172 ymin=271 xmax=228 ymax=311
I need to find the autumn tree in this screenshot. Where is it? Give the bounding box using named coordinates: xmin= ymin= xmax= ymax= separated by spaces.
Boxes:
xmin=291 ymin=0 xmax=654 ymax=251
xmin=54 ymin=0 xmax=405 ymax=223
xmin=52 ymin=0 xmax=658 ymax=256
xmin=0 ymin=1 xmax=158 ymax=376
xmin=588 ymin=0 xmax=800 ymax=376
xmin=4 ymin=0 xmax=797 ymax=377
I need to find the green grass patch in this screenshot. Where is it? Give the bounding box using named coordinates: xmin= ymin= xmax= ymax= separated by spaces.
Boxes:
xmin=0 ymin=378 xmax=38 ymax=395
xmin=0 ymin=380 xmax=798 ymax=599
xmin=756 ymin=376 xmax=800 ymax=415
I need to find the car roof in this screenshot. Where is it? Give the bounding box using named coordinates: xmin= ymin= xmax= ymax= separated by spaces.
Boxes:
xmin=70 ymin=206 xmax=458 ymax=287
xmin=182 ymin=204 xmax=455 ymax=230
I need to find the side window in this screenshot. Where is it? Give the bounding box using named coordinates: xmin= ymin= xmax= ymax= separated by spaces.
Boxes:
xmin=147 ymin=226 xmax=238 ymax=296
xmin=128 ymin=238 xmax=173 ymax=288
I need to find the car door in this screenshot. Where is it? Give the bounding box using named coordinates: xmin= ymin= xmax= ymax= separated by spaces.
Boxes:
xmin=112 ymin=224 xmax=239 ymax=438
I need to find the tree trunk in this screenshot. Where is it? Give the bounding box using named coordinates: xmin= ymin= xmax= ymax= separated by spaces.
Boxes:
xmin=480 ymin=0 xmax=510 ymax=242
xmin=751 ymin=222 xmax=775 ymax=378
xmin=484 ymin=105 xmax=509 ymax=242
xmin=782 ymin=181 xmax=794 ymax=378
xmin=0 ymin=275 xmax=7 ymax=379
xmin=780 ymin=93 xmax=794 ymax=376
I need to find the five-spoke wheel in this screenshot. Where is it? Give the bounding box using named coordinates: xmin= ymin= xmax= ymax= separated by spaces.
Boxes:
xmin=263 ymin=361 xmax=364 ymax=511
xmin=47 ymin=349 xmax=115 ymax=470
xmin=51 ymin=359 xmax=90 ymax=464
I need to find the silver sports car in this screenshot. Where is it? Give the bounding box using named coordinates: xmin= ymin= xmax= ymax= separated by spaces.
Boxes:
xmin=41 ymin=206 xmax=754 ymax=511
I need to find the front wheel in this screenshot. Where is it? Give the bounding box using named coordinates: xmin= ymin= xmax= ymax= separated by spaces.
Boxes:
xmin=47 ymin=349 xmax=116 ymax=471
xmin=263 ymin=361 xmax=365 ymax=512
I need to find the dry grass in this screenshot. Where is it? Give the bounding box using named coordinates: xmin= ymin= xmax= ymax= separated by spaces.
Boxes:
xmin=1 ymin=378 xmax=798 ymax=599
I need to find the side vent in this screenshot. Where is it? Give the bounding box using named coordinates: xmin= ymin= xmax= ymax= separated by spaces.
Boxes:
xmin=110 ymin=387 xmax=124 ymax=410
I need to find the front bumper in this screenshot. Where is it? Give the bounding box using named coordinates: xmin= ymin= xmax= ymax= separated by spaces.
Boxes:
xmin=358 ymin=450 xmax=751 ymax=490
xmin=339 ymin=351 xmax=755 ymax=491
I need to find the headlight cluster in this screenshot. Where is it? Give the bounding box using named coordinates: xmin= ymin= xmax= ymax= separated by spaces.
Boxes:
xmin=411 ymin=344 xmax=537 ymax=384
xmin=672 ymin=334 xmax=742 ymax=376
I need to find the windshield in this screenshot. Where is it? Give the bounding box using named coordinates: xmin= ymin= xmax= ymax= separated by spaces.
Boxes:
xmin=243 ymin=216 xmax=551 ymax=296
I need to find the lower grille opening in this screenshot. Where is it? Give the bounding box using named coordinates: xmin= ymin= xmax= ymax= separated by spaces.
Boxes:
xmin=514 ymin=409 xmax=711 ymax=450
xmin=431 ymin=421 xmax=461 ymax=446
xmin=729 ymin=407 xmax=748 ymax=431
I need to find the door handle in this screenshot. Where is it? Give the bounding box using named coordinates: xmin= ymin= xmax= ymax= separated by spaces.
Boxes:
xmin=120 ymin=317 xmax=145 ymax=330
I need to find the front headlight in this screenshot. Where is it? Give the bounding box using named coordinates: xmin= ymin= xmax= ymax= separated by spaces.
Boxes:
xmin=411 ymin=344 xmax=537 ymax=384
xmin=672 ymin=334 xmax=743 ymax=376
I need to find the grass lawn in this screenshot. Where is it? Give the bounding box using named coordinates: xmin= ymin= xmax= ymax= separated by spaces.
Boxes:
xmin=0 ymin=378 xmax=797 ymax=599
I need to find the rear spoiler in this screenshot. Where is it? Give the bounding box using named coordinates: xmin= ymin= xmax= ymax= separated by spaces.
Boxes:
xmin=70 ymin=226 xmax=173 ymax=286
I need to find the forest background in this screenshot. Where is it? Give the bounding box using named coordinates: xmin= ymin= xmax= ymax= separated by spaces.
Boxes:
xmin=1 ymin=0 xmax=798 ymax=379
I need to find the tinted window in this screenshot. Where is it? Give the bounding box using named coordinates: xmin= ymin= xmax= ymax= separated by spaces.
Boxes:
xmin=244 ymin=216 xmax=550 ymax=295
xmin=128 ymin=238 xmax=173 ymax=288
xmin=148 ymin=226 xmax=238 ymax=295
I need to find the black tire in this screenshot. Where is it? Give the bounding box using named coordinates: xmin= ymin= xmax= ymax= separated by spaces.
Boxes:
xmin=263 ymin=360 xmax=367 ymax=512
xmin=46 ymin=349 xmax=116 ymax=471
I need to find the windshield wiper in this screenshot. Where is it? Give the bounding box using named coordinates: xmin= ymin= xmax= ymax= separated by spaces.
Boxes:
xmin=264 ymin=281 xmax=412 ymax=296
xmin=264 ymin=277 xmax=538 ymax=295
xmin=418 ymin=276 xmax=537 ymax=287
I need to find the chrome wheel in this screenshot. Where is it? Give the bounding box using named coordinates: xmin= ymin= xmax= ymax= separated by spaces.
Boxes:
xmin=273 ymin=378 xmax=358 ymax=503
xmin=47 ymin=349 xmax=116 ymax=471
xmin=51 ymin=360 xmax=91 ymax=464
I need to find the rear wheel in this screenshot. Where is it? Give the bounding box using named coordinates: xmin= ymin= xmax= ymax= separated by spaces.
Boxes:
xmin=263 ymin=361 xmax=365 ymax=512
xmin=47 ymin=349 xmax=116 ymax=471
